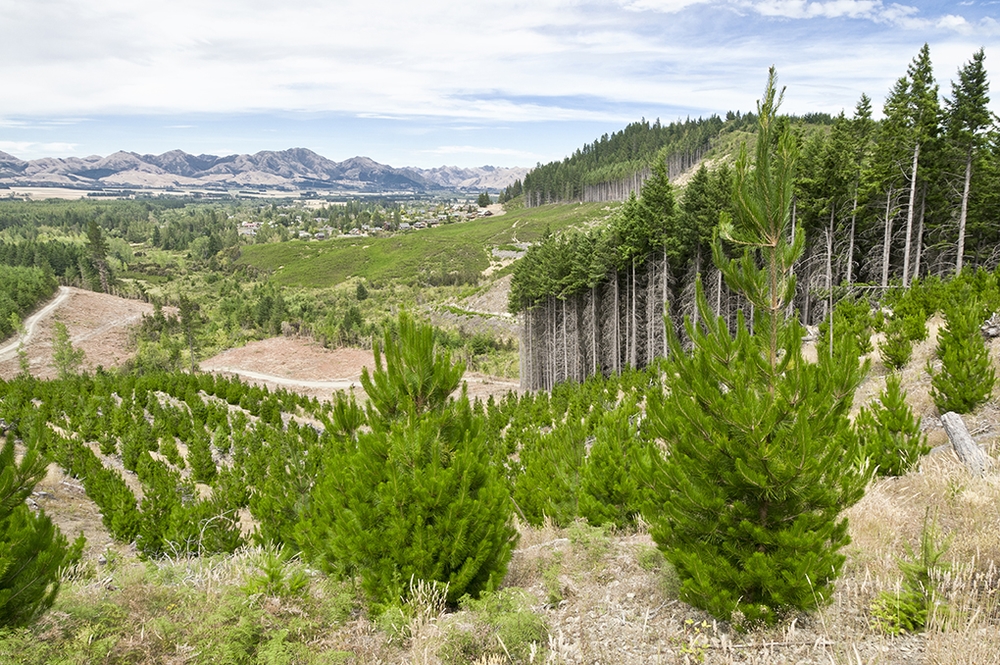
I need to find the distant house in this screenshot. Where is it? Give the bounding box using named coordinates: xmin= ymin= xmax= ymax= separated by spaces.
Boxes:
xmin=399 ymin=222 xmax=412 ymax=230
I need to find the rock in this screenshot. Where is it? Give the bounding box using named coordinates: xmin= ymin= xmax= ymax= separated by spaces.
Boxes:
xmin=981 ymin=312 xmax=1000 ymax=338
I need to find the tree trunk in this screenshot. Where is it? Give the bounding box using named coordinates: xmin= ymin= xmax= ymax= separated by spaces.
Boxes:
xmin=957 ymin=147 xmax=973 ymax=275
xmin=592 ymin=285 xmax=598 ymax=376
xmin=913 ymin=183 xmax=927 ymax=282
xmin=881 ymin=188 xmax=894 ymax=288
xmin=630 ymin=257 xmax=637 ymax=368
xmin=846 ymin=190 xmax=858 ymax=285
xmin=941 ymin=411 xmax=991 ymax=476
xmin=902 ymin=142 xmax=920 ymax=287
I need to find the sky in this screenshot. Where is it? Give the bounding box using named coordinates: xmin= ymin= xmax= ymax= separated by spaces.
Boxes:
xmin=1 ymin=1 xmax=998 ymax=169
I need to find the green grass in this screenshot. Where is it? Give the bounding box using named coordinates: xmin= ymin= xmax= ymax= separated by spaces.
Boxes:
xmin=237 ymin=202 xmax=619 ymax=289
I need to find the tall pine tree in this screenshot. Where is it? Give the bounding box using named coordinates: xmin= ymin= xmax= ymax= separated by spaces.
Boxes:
xmin=946 ymin=48 xmax=991 ymax=274
xmin=642 ymin=69 xmax=869 ymax=627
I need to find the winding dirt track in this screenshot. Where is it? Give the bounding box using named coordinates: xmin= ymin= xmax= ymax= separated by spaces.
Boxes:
xmin=0 ymin=286 xmax=71 ymax=362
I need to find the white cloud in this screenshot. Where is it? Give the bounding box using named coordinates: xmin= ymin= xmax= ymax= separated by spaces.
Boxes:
xmin=749 ymin=0 xmax=881 ymax=19
xmin=0 ymin=0 xmax=996 ymax=151
xmin=937 ymin=14 xmax=971 ymax=31
xmin=619 ymin=0 xmax=712 ymax=12
xmin=0 ymin=141 xmax=78 ymax=156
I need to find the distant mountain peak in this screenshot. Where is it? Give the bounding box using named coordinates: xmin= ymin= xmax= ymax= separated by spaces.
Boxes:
xmin=0 ymin=148 xmax=528 ymax=193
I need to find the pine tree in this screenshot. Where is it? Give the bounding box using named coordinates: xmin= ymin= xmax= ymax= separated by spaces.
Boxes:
xmin=512 ymin=419 xmax=586 ymax=527
xmin=86 ymin=219 xmax=110 ymax=293
xmin=930 ymin=298 xmax=995 ymax=414
xmin=946 ymin=49 xmax=991 ymax=274
xmin=879 ymin=317 xmax=913 ymax=371
xmin=642 ymin=70 xmax=869 ymax=627
xmin=0 ymin=433 xmax=84 ymax=626
xmin=51 ymin=322 xmax=84 ymax=380
xmin=360 ymin=312 xmax=464 ymax=426
xmin=856 ymin=373 xmax=929 ymax=477
xmin=297 ymin=314 xmax=516 ymax=607
xmin=578 ymin=399 xmax=645 ymax=528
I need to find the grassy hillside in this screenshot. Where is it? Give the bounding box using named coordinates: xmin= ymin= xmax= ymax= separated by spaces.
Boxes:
xmin=236 ymin=202 xmax=619 ymax=288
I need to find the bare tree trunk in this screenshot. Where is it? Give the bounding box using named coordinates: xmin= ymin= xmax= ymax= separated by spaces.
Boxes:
xmin=881 ymin=188 xmax=894 ymax=288
xmin=613 ymin=272 xmax=620 ymax=374
xmin=825 ymin=208 xmax=834 ymax=321
xmin=663 ymin=248 xmax=669 ymax=357
xmin=914 ymin=183 xmax=926 ymax=282
xmin=562 ymin=298 xmax=568 ymax=384
xmin=957 ymin=147 xmax=973 ymax=275
xmin=941 ymin=411 xmax=991 ymax=476
xmin=902 ymin=142 xmax=920 ymax=287
xmin=630 ymin=257 xmax=637 ymax=367
xmin=592 ymin=285 xmax=598 ymax=376
xmin=847 ymin=190 xmax=858 ymax=285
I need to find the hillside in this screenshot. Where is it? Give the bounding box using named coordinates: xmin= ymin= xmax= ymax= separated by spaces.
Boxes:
xmin=235 ymin=201 xmax=620 ymax=288
xmin=3 ymin=300 xmax=999 ymax=664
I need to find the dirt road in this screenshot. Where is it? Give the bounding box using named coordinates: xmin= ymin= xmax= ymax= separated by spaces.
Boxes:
xmin=0 ymin=286 xmax=71 ymax=362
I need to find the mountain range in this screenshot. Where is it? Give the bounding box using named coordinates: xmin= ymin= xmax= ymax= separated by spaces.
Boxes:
xmin=0 ymin=148 xmax=528 ymax=193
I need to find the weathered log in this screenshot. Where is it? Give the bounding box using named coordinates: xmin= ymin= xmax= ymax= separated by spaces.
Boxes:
xmin=981 ymin=312 xmax=1000 ymax=339
xmin=941 ymin=411 xmax=992 ymax=476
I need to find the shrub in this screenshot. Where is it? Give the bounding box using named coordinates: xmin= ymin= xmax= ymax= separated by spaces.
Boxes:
xmin=856 ymin=373 xmax=929 ymax=477
xmin=879 ymin=316 xmax=913 ymax=371
xmin=0 ymin=434 xmax=84 ymax=626
xmin=440 ymin=589 xmax=548 ymax=665
xmin=297 ymin=314 xmax=516 ymax=607
xmin=578 ymin=400 xmax=646 ymax=528
xmin=930 ymin=299 xmax=995 ymax=414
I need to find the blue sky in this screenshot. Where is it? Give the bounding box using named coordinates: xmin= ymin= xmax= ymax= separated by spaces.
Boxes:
xmin=1 ymin=1 xmax=998 ymax=168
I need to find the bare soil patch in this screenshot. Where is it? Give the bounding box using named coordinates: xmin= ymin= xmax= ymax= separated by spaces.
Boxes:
xmin=200 ymin=335 xmax=520 ymax=403
xmin=0 ymin=287 xmax=155 ymax=380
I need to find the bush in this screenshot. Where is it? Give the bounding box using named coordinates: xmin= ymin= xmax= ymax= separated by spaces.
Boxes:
xmin=856 ymin=373 xmax=929 ymax=477
xmin=879 ymin=316 xmax=913 ymax=371
xmin=440 ymin=589 xmax=548 ymax=665
xmin=0 ymin=435 xmax=84 ymax=626
xmin=930 ymin=299 xmax=995 ymax=414
xmin=297 ymin=314 xmax=516 ymax=607
xmin=578 ymin=400 xmax=646 ymax=528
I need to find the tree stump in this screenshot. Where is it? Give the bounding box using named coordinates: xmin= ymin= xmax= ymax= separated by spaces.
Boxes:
xmin=941 ymin=411 xmax=992 ymax=476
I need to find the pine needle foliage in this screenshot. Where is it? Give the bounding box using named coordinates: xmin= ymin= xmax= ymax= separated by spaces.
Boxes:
xmin=930 ymin=298 xmax=995 ymax=414
xmin=361 ymin=311 xmax=465 ymax=426
xmin=578 ymin=398 xmax=646 ymax=529
xmin=880 ymin=316 xmax=914 ymax=371
xmin=512 ymin=420 xmax=586 ymax=528
xmin=298 ymin=314 xmax=516 ymax=607
xmin=856 ymin=373 xmax=929 ymax=477
xmin=0 ymin=433 xmax=84 ymax=627
xmin=642 ymin=70 xmax=869 ymax=627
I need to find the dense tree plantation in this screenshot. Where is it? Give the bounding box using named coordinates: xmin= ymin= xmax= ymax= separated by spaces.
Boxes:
xmin=512 ymin=44 xmax=1000 ymax=388
xmin=5 ymin=55 xmax=1000 ymax=659
xmin=522 ymin=115 xmax=729 ymax=206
